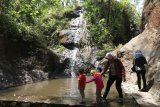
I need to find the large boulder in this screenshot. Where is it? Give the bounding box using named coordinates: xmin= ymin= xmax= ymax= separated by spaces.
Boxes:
xmin=120 ymin=0 xmax=160 ymax=98
xmin=0 ymin=36 xmax=60 ymax=89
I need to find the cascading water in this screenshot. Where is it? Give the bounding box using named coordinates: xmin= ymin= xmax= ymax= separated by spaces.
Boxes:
xmin=61 ymin=0 xmax=83 ymax=7
xmin=59 ymin=0 xmax=87 ymax=77
xmin=61 ymin=10 xmax=86 ymax=77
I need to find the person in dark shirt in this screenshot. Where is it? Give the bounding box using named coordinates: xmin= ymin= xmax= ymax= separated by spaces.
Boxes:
xmin=133 ymin=50 xmax=147 ymax=92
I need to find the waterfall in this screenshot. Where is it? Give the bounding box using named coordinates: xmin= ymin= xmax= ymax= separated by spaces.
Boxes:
xmin=59 ymin=0 xmax=89 ymax=77
xmin=61 ymin=9 xmax=86 ymax=77
xmin=70 ymin=49 xmax=78 ymax=77
xmin=61 ymin=0 xmax=82 ymax=7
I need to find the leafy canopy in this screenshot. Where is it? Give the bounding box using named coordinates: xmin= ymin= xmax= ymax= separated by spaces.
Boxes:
xmin=0 ymin=0 xmax=76 ymax=46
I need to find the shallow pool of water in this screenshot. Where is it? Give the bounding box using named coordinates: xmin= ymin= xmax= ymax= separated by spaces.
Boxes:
xmin=0 ymin=77 xmax=138 ymax=106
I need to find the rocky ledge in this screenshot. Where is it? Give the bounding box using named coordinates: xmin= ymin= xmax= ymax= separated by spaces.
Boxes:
xmin=122 ymin=82 xmax=160 ymax=107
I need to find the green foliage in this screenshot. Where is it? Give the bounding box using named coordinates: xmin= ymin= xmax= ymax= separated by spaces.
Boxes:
xmin=0 ymin=0 xmax=74 ymax=46
xmin=96 ymin=43 xmax=114 ymax=60
xmin=88 ymin=18 xmax=113 ymax=48
xmin=122 ymin=2 xmax=141 ymax=25
xmin=0 ymin=14 xmax=20 ymax=38
xmin=55 ymin=45 xmax=65 ymax=54
xmin=84 ymin=0 xmax=140 ymax=48
xmin=115 ymin=44 xmax=124 ymax=50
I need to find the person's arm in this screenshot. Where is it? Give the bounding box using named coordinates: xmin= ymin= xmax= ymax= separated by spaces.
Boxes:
xmin=122 ymin=69 xmax=126 ymax=82
xmin=78 ymin=79 xmax=81 ymax=89
xmin=86 ymin=76 xmax=95 ymax=83
xmin=78 ymin=76 xmax=82 ymax=89
xmin=133 ymin=58 xmax=135 ymax=65
xmin=143 ymin=56 xmax=148 ymax=70
xmin=100 ymin=61 xmax=109 ymax=76
xmin=143 ymin=57 xmax=147 ymax=64
xmin=118 ymin=59 xmax=126 ymax=82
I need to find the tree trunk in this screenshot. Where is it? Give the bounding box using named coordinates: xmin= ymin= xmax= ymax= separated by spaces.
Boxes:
xmin=107 ymin=0 xmax=111 ymax=25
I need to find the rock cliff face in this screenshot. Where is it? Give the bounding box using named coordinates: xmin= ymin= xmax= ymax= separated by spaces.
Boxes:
xmin=120 ymin=0 xmax=160 ymax=98
xmin=0 ymin=36 xmax=60 ymax=89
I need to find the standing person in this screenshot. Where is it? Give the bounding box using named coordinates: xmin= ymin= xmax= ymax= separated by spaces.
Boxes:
xmin=86 ymin=70 xmax=104 ymax=104
xmin=101 ymin=53 xmax=126 ymax=103
xmin=133 ymin=50 xmax=147 ymax=92
xmin=78 ymin=68 xmax=86 ymax=104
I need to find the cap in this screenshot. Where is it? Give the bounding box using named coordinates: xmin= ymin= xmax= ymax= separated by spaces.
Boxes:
xmin=105 ymin=53 xmax=113 ymax=59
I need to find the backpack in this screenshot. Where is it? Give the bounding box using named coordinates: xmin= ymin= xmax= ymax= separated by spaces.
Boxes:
xmin=135 ymin=57 xmax=147 ymax=67
xmin=132 ymin=50 xmax=147 ymax=72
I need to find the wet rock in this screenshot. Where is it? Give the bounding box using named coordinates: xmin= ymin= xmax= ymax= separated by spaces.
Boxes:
xmin=10 ymin=102 xmax=17 ymax=107
xmin=0 ymin=100 xmax=94 ymax=107
xmin=64 ymin=11 xmax=80 ymax=18
xmin=61 ymin=42 xmax=77 ymax=50
xmin=41 ymin=103 xmax=48 ymax=107
xmin=21 ymin=102 xmax=30 ymax=107
xmin=59 ymin=30 xmax=79 ymax=49
xmin=0 ymin=36 xmax=61 ymax=88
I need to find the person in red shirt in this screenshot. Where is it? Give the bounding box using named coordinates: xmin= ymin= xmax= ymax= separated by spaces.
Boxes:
xmin=86 ymin=70 xmax=104 ymax=104
xmin=78 ymin=68 xmax=86 ymax=104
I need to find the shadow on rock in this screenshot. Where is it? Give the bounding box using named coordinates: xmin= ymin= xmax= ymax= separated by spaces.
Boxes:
xmin=146 ymin=78 xmax=154 ymax=92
